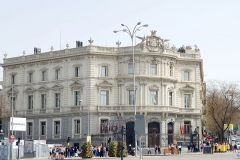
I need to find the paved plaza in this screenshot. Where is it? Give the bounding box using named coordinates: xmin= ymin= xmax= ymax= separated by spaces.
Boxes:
xmin=23 ymin=152 xmax=240 ymax=160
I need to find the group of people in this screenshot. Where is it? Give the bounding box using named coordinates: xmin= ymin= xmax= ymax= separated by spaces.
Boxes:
xmin=49 ymin=146 xmax=81 ymax=159
xmin=92 ymin=145 xmax=109 ymax=157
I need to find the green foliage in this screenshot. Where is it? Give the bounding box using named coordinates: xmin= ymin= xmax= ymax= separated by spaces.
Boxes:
xmin=81 ymin=142 xmax=93 ymax=158
xmin=108 ymin=141 xmax=117 ymax=157
xmin=116 ymin=141 xmax=127 ymax=157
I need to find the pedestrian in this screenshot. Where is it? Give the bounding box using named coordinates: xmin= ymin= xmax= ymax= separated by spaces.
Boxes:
xmin=158 ymin=145 xmax=161 ymax=154
xmin=148 ymin=146 xmax=151 ymax=154
xmin=155 ymin=145 xmax=157 ymax=154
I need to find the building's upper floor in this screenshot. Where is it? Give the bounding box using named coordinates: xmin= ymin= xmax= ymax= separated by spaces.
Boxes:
xmin=2 ymin=31 xmax=203 ymax=88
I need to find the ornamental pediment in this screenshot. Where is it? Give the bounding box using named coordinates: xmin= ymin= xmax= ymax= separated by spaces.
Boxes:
xmin=25 ymin=87 xmax=35 ymax=93
xmin=7 ymin=87 xmax=18 ymax=96
xmin=149 ymin=85 xmax=159 ymax=91
xmin=70 ymin=81 xmax=84 ymax=90
xmin=51 ymin=84 xmax=64 ymax=91
xmin=38 ymin=85 xmax=49 ymax=92
xmin=96 ymin=80 xmax=112 ymax=90
xmin=180 ymin=84 xmax=194 ymax=92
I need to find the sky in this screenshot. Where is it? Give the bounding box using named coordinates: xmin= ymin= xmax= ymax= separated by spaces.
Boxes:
xmin=0 ymin=0 xmax=240 ymax=82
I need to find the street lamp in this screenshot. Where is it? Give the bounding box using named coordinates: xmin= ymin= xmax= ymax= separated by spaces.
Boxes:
xmin=114 ymin=22 xmax=148 ymax=156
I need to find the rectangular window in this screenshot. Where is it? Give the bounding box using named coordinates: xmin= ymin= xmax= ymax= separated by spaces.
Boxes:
xmin=11 ymin=74 xmax=15 ymax=84
xmin=41 ymin=94 xmax=47 ymax=109
xmin=128 ymin=63 xmax=134 ymax=74
xmin=183 ymin=71 xmax=190 ymax=81
xmin=28 ymin=72 xmax=33 ymax=83
xmin=150 ymin=91 xmax=158 ymax=105
xmin=170 ymin=65 xmax=173 ymax=76
xmin=75 ymin=67 xmax=79 ymax=77
xmin=100 ymin=119 xmax=109 ymax=134
xmin=184 ymin=121 xmax=191 ymax=135
xmin=150 ymin=64 xmax=157 ymax=75
xmin=74 ymin=91 xmax=81 ymax=106
xmin=27 ymin=122 xmax=33 ymax=136
xmin=100 ymin=90 xmax=109 ymax=105
xmin=55 ymin=93 xmax=60 ymax=108
xmin=11 ymin=96 xmax=16 ymax=110
xmin=40 ymin=121 xmax=46 ymax=136
xmin=55 ymin=68 xmax=60 ymax=80
xmin=28 ymin=95 xmax=33 ymax=110
xmin=129 ymin=90 xmax=135 ymax=105
xmin=74 ymin=119 xmax=80 ymax=135
xmin=42 ymin=70 xmax=46 ymax=81
xmin=0 ymin=119 xmax=2 ymax=131
xmin=169 ymin=92 xmax=173 ymax=106
xmin=100 ymin=66 xmax=108 ymax=77
xmin=184 ymin=94 xmax=191 ymax=108
xmin=54 ymin=121 xmax=60 ymax=136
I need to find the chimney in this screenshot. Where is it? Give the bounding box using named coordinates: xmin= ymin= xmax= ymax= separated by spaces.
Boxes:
xmin=34 ymin=47 xmax=41 ymax=54
xmin=76 ymin=41 xmax=83 ymax=48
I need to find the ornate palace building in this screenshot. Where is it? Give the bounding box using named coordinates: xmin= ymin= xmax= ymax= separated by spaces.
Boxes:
xmin=1 ymin=31 xmax=204 ymax=147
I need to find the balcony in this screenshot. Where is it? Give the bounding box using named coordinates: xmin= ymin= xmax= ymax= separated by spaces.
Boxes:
xmin=14 ymin=105 xmax=83 ymax=117
xmin=97 ymin=105 xmax=201 ymax=115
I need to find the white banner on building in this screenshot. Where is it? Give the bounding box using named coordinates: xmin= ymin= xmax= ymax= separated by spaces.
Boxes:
xmin=10 ymin=117 xmax=26 ymax=131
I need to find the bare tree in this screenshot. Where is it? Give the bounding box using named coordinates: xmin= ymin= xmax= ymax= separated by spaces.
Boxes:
xmin=205 ymin=81 xmax=240 ymax=142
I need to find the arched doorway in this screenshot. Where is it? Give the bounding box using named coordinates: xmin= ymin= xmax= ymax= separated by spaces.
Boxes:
xmin=168 ymin=122 xmax=174 ymax=145
xmin=126 ymin=121 xmax=135 ymax=147
xmin=148 ymin=122 xmax=160 ymax=147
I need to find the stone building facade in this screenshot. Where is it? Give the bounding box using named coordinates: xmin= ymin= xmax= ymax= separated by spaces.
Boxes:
xmin=1 ymin=31 xmax=204 ymax=147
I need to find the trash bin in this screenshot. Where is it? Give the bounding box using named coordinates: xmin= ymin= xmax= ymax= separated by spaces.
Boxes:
xmin=203 ymin=146 xmax=211 ymax=154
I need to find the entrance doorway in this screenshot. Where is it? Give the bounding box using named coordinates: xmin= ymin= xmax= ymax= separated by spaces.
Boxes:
xmin=148 ymin=122 xmax=160 ymax=147
xmin=168 ymin=122 xmax=174 ymax=145
xmin=126 ymin=121 xmax=135 ymax=147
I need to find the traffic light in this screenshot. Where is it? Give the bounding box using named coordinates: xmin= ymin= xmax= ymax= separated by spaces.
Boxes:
xmin=16 ymin=138 xmax=20 ymax=146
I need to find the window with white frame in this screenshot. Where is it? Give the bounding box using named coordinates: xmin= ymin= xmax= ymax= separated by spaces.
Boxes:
xmin=184 ymin=94 xmax=191 ymax=108
xmin=150 ymin=90 xmax=158 ymax=105
xmin=100 ymin=90 xmax=109 ymax=105
xmin=75 ymin=66 xmax=80 ymax=77
xmin=100 ymin=66 xmax=108 ymax=77
xmin=169 ymin=91 xmax=173 ymax=106
xmin=28 ymin=72 xmax=33 ymax=83
xmin=10 ymin=96 xmax=16 ymax=110
xmin=129 ymin=90 xmax=135 ymax=105
xmin=128 ymin=63 xmax=134 ymax=74
xmin=100 ymin=119 xmax=109 ymax=133
xmin=11 ymin=74 xmax=16 ymax=84
xmin=55 ymin=93 xmax=61 ymax=108
xmin=42 ymin=70 xmax=47 ymax=81
xmin=150 ymin=64 xmax=157 ymax=75
xmin=28 ymin=95 xmax=33 ymax=110
xmin=183 ymin=71 xmax=190 ymax=81
xmin=27 ymin=122 xmax=33 ymax=137
xmin=74 ymin=119 xmax=80 ymax=135
xmin=40 ymin=121 xmax=46 ymax=136
xmin=55 ymin=68 xmax=60 ymax=80
xmin=74 ymin=91 xmax=81 ymax=106
xmin=53 ymin=120 xmax=60 ymax=136
xmin=41 ymin=94 xmax=47 ymax=109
